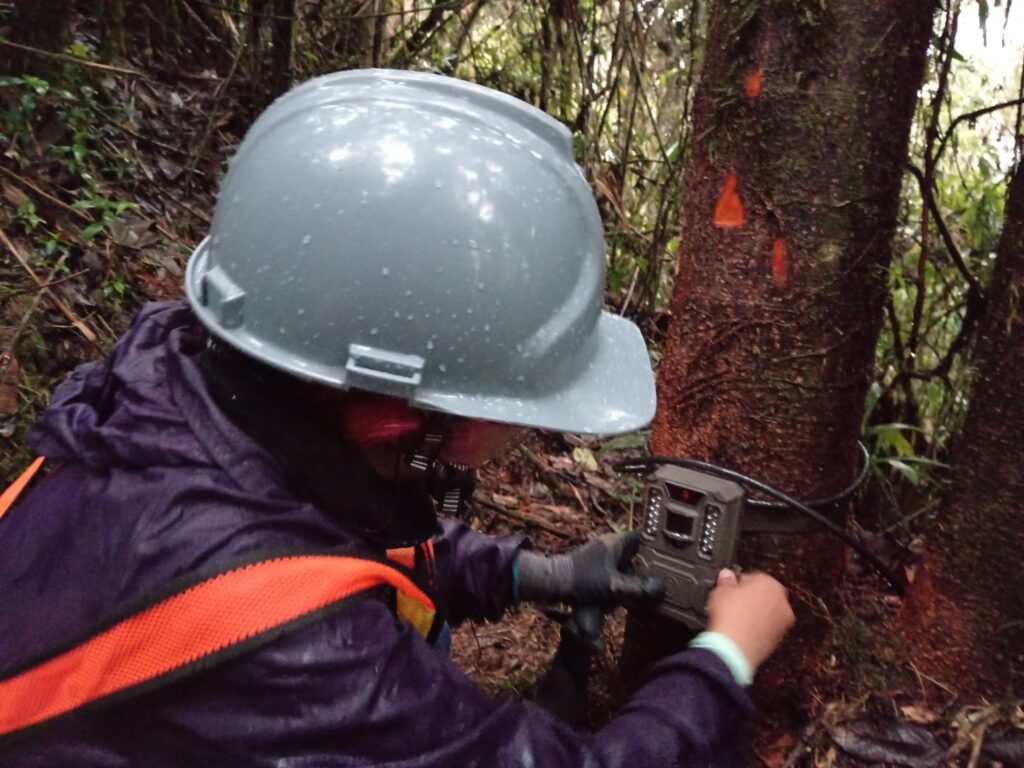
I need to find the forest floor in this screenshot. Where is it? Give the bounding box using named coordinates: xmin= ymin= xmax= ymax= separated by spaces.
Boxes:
xmin=1 ymin=52 xmax=1021 ymax=768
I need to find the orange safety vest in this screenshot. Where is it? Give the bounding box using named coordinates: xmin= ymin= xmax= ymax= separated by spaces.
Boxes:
xmin=0 ymin=461 xmax=444 ymax=745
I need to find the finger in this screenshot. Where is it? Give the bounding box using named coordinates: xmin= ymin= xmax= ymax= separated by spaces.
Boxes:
xmin=610 ymin=573 xmax=664 ymax=603
xmin=717 ymin=568 xmax=738 ymax=585
xmin=617 ymin=530 xmax=642 ymax=564
xmin=641 ymin=575 xmax=666 ymax=600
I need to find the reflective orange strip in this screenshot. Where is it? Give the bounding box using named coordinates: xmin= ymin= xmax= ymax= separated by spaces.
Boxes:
xmin=0 ymin=555 xmax=434 ymax=738
xmin=386 ymin=545 xmax=416 ymax=569
xmin=0 ymin=456 xmax=45 ymax=521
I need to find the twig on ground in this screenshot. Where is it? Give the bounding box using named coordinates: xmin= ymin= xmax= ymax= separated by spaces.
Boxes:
xmin=781 ymin=712 xmax=826 ymax=768
xmin=0 ymin=40 xmax=155 ymax=80
xmin=0 ymin=227 xmax=101 ymax=345
xmin=0 ymin=165 xmax=91 ymax=221
xmin=2 ymin=268 xmax=89 ymax=299
xmin=154 ymin=222 xmax=195 ymax=250
xmin=0 ymin=251 xmax=72 ymax=380
xmin=516 ymin=444 xmax=577 ymax=500
xmin=473 ymin=493 xmax=572 ymax=539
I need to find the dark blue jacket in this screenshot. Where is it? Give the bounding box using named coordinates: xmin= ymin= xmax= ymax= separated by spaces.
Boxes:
xmin=0 ymin=301 xmax=753 ymax=766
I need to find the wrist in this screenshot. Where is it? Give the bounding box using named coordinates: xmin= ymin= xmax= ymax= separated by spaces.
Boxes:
xmin=514 ymin=550 xmax=573 ymax=604
xmin=689 ymin=631 xmax=754 ymax=686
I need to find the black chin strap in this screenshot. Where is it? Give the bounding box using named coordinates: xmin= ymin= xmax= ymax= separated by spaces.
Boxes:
xmin=406 ymin=414 xmax=476 ymax=517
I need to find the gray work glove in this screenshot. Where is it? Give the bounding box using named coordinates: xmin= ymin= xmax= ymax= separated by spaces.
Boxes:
xmin=516 ymin=531 xmax=665 ymax=608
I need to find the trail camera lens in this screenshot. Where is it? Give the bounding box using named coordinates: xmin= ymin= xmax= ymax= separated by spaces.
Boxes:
xmin=665 ymin=511 xmax=695 ymax=539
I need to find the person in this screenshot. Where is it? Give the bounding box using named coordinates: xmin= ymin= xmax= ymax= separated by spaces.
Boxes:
xmin=0 ymin=69 xmax=794 ymax=767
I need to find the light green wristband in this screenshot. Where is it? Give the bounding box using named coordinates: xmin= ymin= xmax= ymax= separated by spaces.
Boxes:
xmin=689 ymin=631 xmax=754 ymax=686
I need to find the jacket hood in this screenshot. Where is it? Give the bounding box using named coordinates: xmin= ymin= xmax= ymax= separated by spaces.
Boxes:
xmin=29 ymin=301 xmax=290 ymax=501
xmin=28 ymin=301 xmax=438 ymax=545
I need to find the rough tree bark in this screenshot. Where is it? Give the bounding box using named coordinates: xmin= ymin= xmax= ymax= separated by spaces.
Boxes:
xmin=900 ymin=165 xmax=1024 ymax=700
xmin=623 ymin=0 xmax=937 ymax=727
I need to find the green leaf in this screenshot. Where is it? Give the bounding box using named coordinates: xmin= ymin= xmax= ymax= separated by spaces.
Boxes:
xmin=22 ymin=75 xmax=50 ymax=95
xmin=889 ymin=456 xmax=950 ymax=469
xmin=866 ymin=422 xmax=924 ymax=435
xmin=597 ymin=431 xmax=650 ymax=456
xmin=572 ymin=446 xmax=599 ymax=472
xmin=884 ymin=458 xmax=920 ymax=485
xmin=82 ymin=221 xmax=106 ymax=241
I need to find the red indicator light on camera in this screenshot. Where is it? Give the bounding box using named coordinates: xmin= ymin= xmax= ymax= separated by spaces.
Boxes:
xmin=666 ymin=484 xmax=704 ymax=507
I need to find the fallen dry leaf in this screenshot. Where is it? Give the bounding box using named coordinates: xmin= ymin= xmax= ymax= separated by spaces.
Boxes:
xmin=0 ymin=347 xmax=18 ymax=417
xmin=900 ymin=704 xmax=939 ymax=724
xmin=492 ymin=493 xmax=520 ymax=509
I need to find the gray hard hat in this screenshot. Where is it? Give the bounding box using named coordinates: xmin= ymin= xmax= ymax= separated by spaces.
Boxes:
xmin=185 ymin=69 xmax=655 ymax=435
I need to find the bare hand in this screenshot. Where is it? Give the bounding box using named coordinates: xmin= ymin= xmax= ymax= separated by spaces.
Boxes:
xmin=706 ymin=569 xmax=795 ymax=671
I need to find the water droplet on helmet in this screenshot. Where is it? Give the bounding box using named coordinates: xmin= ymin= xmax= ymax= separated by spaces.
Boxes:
xmin=302 ymin=235 xmax=312 ymax=245
xmin=438 ymin=363 xmax=447 ymax=372
xmin=426 ymin=340 xmax=435 ymax=350
xmin=370 ymin=327 xmax=379 ymax=335
xmin=381 ymin=267 xmax=390 ymax=276
xmin=297 ymin=308 xmax=306 ymax=316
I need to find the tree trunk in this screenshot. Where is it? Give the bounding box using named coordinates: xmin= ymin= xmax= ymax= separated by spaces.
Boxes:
xmin=624 ymin=0 xmax=937 ymax=727
xmin=270 ymin=0 xmax=295 ymax=99
xmin=2 ymin=0 xmax=74 ymax=75
xmin=900 ymin=165 xmax=1024 ymax=700
xmin=97 ymin=0 xmax=128 ymax=60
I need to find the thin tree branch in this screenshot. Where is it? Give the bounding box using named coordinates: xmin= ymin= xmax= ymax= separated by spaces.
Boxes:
xmin=935 ymin=97 xmax=1024 ymax=166
xmin=907 ymin=1 xmax=959 ymax=361
xmin=183 ymin=35 xmax=246 ymax=190
xmin=904 ymin=162 xmax=985 ymax=299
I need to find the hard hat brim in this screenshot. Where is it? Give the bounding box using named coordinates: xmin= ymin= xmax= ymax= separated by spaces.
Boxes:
xmin=414 ymin=311 xmax=657 ymax=436
xmin=187 ymin=238 xmax=656 ymax=437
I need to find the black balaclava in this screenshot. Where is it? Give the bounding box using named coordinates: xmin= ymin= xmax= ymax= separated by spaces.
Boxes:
xmin=199 ymin=339 xmax=439 ymax=548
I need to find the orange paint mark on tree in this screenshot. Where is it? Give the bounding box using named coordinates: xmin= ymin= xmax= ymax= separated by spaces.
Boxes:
xmin=713 ymin=173 xmax=746 ymax=228
xmin=744 ymin=66 xmax=763 ymax=98
xmin=771 ymin=237 xmax=789 ymax=287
